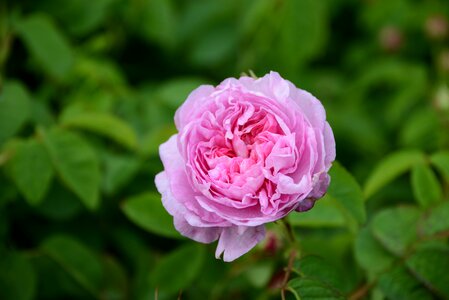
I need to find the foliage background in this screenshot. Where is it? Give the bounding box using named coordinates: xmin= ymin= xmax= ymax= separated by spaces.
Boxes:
xmin=1 ymin=0 xmax=449 ymax=299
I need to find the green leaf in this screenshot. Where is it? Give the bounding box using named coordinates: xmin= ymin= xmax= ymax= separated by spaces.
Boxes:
xmin=60 ymin=111 xmax=138 ymax=150
xmin=354 ymin=227 xmax=395 ymax=276
xmin=0 ymin=251 xmax=36 ymax=300
xmin=431 ymin=151 xmax=449 ymax=182
xmin=137 ymin=0 xmax=177 ymax=48
xmin=377 ymin=265 xmax=433 ymax=300
xmin=364 ymin=150 xmax=425 ymax=199
xmin=101 ymin=256 xmax=128 ymax=300
xmin=7 ymin=139 xmax=54 ymax=205
xmin=102 ymin=153 xmax=140 ymax=195
xmin=35 ymin=181 xmax=83 ymax=221
xmin=412 ymin=240 xmax=449 ymax=252
xmin=122 ymin=192 xmax=181 ymax=239
xmin=371 ymin=206 xmax=420 ymax=256
xmin=30 ymin=99 xmax=55 ymax=127
xmin=420 ymin=201 xmax=449 ymax=237
xmin=242 ymin=0 xmax=327 ymax=74
xmin=41 ymin=235 xmax=103 ymax=297
xmin=189 ymin=26 xmax=237 ymax=67
xmin=277 ymin=0 xmax=328 ymax=73
xmin=288 ymin=195 xmax=346 ymax=228
xmin=155 ymin=77 xmax=208 ymax=109
xmin=331 ymin=108 xmax=388 ymax=158
xmin=0 ymin=81 xmax=31 ymax=144
xmin=293 ymin=256 xmax=347 ymax=292
xmin=399 ymin=109 xmax=440 ymax=150
xmin=38 ymin=0 xmax=115 ymax=36
xmin=30 ymin=254 xmax=89 ymax=299
xmin=361 ymin=0 xmax=414 ymax=31
xmin=327 ymin=162 xmax=366 ymax=225
xmin=411 ymin=163 xmax=442 ymax=208
xmin=406 ymin=248 xmax=449 ymax=299
xmin=73 ymin=56 xmax=125 ymax=88
xmin=149 ymin=244 xmax=205 ymax=294
xmin=239 ymin=0 xmax=277 ymax=37
xmin=0 ymin=173 xmax=15 ymax=208
xmin=110 ymin=228 xmax=155 ymax=275
xmin=348 ymin=62 xmax=427 ymax=129
xmin=15 ymin=14 xmax=73 ymax=78
xmin=41 ymin=128 xmax=100 ymax=210
xmin=244 ymin=261 xmax=273 ymax=288
xmin=140 ymin=124 xmax=177 ymax=157
xmin=288 ymin=278 xmax=345 ymax=300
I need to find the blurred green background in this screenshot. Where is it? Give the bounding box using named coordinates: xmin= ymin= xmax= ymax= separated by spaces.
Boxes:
xmin=1 ymin=0 xmax=449 ymax=299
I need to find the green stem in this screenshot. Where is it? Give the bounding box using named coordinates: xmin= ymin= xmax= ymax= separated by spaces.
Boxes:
xmin=279 ymin=218 xmax=299 ymax=300
xmin=281 ymin=249 xmax=297 ymax=300
xmin=0 ymin=2 xmax=13 ymax=87
xmin=281 ymin=218 xmax=296 ymax=245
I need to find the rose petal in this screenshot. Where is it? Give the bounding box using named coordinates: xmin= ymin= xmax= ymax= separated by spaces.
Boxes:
xmin=323 ymin=122 xmax=336 ymax=170
xmin=156 ymin=135 xmax=229 ymax=227
xmin=215 ymin=225 xmax=266 ymax=262
xmin=174 ymin=218 xmax=221 ymax=243
xmin=175 ymin=85 xmax=215 ymax=130
xmin=157 ymin=72 xmax=336 ymax=262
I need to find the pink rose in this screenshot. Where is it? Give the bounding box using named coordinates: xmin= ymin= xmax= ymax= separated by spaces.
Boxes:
xmin=155 ymin=72 xmax=335 ymax=261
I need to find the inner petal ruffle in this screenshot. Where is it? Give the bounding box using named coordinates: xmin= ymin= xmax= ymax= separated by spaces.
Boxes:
xmin=178 ymin=87 xmax=317 ymax=222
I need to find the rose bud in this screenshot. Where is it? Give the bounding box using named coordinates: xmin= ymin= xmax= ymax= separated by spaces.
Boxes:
xmin=155 ymin=72 xmax=336 ymax=261
xmin=263 ymin=230 xmax=282 ymax=256
xmin=268 ymin=269 xmax=286 ymax=290
xmin=379 ymin=26 xmax=404 ymax=53
xmin=425 ymin=14 xmax=448 ymax=40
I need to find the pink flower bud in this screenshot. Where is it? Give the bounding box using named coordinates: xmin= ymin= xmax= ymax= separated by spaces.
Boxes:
xmin=425 ymin=14 xmax=448 ymax=40
xmin=379 ymin=26 xmax=403 ymax=53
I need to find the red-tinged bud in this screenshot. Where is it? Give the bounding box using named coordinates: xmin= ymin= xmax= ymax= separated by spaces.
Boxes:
xmin=379 ymin=26 xmax=403 ymax=53
xmin=267 ymin=269 xmax=286 ymax=290
xmin=425 ymin=14 xmax=448 ymax=40
xmin=263 ymin=230 xmax=282 ymax=256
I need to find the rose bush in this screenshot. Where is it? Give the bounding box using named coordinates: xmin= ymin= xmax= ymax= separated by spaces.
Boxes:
xmin=155 ymin=72 xmax=335 ymax=261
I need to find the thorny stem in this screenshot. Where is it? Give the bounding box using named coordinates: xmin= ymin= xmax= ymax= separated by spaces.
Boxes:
xmin=278 ymin=218 xmax=298 ymax=300
xmin=435 ymin=229 xmax=449 ymax=238
xmin=281 ymin=249 xmax=297 ymax=300
xmin=154 ymin=287 xmax=159 ymax=300
xmin=281 ymin=218 xmax=296 ymax=244
xmin=349 ymin=282 xmax=374 ymax=300
xmin=0 ymin=2 xmax=13 ymax=88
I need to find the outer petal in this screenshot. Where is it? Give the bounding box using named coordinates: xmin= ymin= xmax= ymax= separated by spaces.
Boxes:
xmin=215 ymin=225 xmax=266 ymax=262
xmin=155 ymin=171 xmax=185 ymax=217
xmin=235 ymin=71 xmax=290 ymax=103
xmin=323 ymin=122 xmax=336 ymax=170
xmin=309 ymin=172 xmax=331 ymax=200
xmin=295 ymin=198 xmax=315 ymax=212
xmin=174 ymin=85 xmax=215 ymax=130
xmin=156 ymin=134 xmax=196 ymax=218
xmin=174 ymin=218 xmax=220 ymax=243
xmin=156 ymin=134 xmax=228 ymax=226
xmin=287 ymin=82 xmax=326 ymax=131
xmin=155 ymin=170 xmax=221 ymax=243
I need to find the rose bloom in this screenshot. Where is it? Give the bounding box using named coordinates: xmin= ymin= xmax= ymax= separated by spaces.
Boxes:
xmin=155 ymin=72 xmax=335 ymax=261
